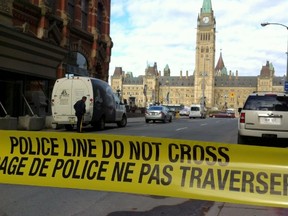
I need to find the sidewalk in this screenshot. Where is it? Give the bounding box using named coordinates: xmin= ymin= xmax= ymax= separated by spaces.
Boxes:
xmin=206 ymin=202 xmax=286 ymax=216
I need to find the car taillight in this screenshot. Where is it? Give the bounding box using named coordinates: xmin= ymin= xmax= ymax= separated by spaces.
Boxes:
xmin=240 ymin=113 xmax=245 ymax=123
xmin=160 ymin=111 xmax=165 ymax=116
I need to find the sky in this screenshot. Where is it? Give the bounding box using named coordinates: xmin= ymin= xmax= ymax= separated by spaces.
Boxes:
xmin=109 ymin=0 xmax=288 ymax=78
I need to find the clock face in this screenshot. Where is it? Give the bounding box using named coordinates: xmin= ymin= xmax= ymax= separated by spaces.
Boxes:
xmin=203 ymin=17 xmax=209 ymax=23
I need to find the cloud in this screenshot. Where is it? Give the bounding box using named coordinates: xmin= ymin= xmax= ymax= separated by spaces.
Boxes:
xmin=110 ymin=0 xmax=288 ymax=78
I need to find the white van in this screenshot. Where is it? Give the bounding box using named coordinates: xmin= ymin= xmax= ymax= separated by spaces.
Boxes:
xmin=189 ymin=104 xmax=206 ymax=119
xmin=51 ymin=76 xmax=127 ymax=130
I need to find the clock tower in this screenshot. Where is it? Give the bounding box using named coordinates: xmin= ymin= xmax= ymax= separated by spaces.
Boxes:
xmin=194 ymin=0 xmax=216 ymax=108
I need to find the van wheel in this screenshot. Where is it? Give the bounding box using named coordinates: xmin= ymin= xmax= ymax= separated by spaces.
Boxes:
xmin=96 ymin=116 xmax=105 ymax=130
xmin=64 ymin=124 xmax=74 ymax=131
xmin=117 ymin=115 xmax=127 ymax=127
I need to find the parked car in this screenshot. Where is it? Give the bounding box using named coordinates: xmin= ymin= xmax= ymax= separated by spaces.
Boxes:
xmin=189 ymin=104 xmax=206 ymax=119
xmin=164 ymin=104 xmax=184 ymax=116
xmin=168 ymin=107 xmax=176 ymax=117
xmin=145 ymin=105 xmax=173 ymax=123
xmin=238 ymin=92 xmax=288 ymax=145
xmin=179 ymin=108 xmax=190 ymax=116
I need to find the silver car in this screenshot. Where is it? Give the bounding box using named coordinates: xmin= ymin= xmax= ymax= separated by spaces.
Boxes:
xmin=145 ymin=105 xmax=173 ymax=123
xmin=238 ymin=92 xmax=288 ymax=145
xmin=179 ymin=108 xmax=190 ymax=116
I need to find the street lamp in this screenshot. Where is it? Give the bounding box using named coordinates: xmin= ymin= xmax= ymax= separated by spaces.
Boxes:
xmin=224 ymin=94 xmax=227 ymax=110
xmin=261 ymin=22 xmax=288 ymax=81
xmin=201 ymin=58 xmax=209 ymax=106
xmin=165 ymin=79 xmax=170 ymax=104
xmin=157 ymin=81 xmax=161 ymax=105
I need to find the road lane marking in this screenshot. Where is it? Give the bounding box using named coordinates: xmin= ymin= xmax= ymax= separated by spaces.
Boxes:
xmin=176 ymin=127 xmax=187 ymax=131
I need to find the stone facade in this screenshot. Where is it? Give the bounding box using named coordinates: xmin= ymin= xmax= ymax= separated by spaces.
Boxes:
xmin=110 ymin=0 xmax=285 ymax=110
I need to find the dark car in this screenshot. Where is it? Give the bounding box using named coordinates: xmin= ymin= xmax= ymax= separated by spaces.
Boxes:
xmin=145 ymin=105 xmax=173 ymax=123
xmin=210 ymin=111 xmax=235 ymax=118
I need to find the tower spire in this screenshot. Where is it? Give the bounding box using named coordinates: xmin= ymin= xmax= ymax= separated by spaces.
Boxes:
xmin=201 ymin=0 xmax=212 ymax=13
xmin=215 ymin=50 xmax=228 ymax=76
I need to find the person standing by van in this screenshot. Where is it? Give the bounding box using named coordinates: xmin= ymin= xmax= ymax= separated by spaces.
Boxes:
xmin=74 ymin=96 xmax=87 ymax=132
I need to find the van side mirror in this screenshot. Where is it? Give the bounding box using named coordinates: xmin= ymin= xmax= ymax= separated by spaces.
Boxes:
xmin=238 ymin=107 xmax=242 ymax=113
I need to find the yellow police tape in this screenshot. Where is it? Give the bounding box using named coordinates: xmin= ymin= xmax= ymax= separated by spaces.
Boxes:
xmin=0 ymin=130 xmax=287 ymax=208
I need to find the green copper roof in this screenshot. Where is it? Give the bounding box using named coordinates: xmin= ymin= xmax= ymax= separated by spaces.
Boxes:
xmin=202 ymin=0 xmax=212 ymax=13
xmin=269 ymin=62 xmax=274 ymax=71
xmin=164 ymin=64 xmax=170 ymax=71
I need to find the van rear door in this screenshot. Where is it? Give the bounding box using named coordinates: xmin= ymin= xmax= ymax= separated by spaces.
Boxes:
xmin=52 ymin=77 xmax=91 ymax=124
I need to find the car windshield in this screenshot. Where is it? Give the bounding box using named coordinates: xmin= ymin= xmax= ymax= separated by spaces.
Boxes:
xmin=243 ymin=95 xmax=288 ymax=111
xmin=148 ymin=106 xmax=163 ymax=111
xmin=191 ymin=107 xmax=200 ymax=111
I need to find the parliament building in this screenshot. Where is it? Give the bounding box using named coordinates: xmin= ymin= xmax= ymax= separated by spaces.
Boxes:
xmin=110 ymin=0 xmax=285 ymax=110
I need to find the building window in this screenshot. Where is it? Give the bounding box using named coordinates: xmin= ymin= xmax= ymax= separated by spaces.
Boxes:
xmin=46 ymin=0 xmax=57 ymax=14
xmin=68 ymin=0 xmax=75 ymax=21
xmin=67 ymin=52 xmax=87 ymax=69
xmin=66 ymin=52 xmax=88 ymax=76
xmin=76 ymin=52 xmax=88 ymax=69
xmin=97 ymin=3 xmax=104 ymax=34
xmin=81 ymin=0 xmax=88 ymax=30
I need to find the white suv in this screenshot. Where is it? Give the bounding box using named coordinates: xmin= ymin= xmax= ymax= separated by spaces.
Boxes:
xmin=238 ymin=92 xmax=288 ymax=145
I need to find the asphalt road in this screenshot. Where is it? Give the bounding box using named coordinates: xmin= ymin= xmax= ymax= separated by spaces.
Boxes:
xmin=0 ymin=116 xmax=238 ymax=216
xmin=97 ymin=116 xmax=238 ymax=144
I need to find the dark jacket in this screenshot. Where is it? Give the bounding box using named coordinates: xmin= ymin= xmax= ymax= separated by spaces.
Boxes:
xmin=74 ymin=100 xmax=86 ymax=116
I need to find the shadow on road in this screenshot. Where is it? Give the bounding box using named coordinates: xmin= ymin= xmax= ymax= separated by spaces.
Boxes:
xmin=107 ymin=199 xmax=213 ymax=216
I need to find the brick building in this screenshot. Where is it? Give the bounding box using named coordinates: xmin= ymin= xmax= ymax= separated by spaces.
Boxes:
xmin=0 ymin=0 xmax=112 ymax=118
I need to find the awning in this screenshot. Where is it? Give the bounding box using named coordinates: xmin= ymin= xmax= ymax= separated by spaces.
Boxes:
xmin=0 ymin=24 xmax=68 ymax=79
